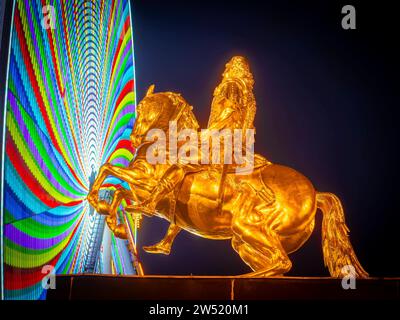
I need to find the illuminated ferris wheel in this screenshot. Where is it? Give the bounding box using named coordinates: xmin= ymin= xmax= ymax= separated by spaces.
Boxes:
xmin=0 ymin=0 xmax=142 ymax=300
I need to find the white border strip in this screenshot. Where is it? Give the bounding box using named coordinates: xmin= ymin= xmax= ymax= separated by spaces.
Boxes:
xmin=1 ymin=0 xmax=16 ymax=301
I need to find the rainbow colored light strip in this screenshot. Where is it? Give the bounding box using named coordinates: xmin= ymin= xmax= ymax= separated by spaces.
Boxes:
xmin=1 ymin=0 xmax=137 ymax=300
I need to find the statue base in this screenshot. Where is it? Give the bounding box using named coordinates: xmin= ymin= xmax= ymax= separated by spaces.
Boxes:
xmin=47 ymin=275 xmax=399 ymax=300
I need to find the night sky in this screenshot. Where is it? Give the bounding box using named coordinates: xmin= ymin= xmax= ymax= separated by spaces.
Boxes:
xmin=132 ymin=0 xmax=399 ymax=277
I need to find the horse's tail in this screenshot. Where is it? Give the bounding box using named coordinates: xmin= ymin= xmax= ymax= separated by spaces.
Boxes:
xmin=316 ymin=192 xmax=368 ymax=278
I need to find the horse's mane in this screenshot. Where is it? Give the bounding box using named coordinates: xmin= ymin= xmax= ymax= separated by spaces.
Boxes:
xmin=164 ymin=92 xmax=200 ymax=130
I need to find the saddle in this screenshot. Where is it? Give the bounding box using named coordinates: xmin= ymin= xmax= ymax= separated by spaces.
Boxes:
xmin=169 ymin=153 xmax=273 ymax=219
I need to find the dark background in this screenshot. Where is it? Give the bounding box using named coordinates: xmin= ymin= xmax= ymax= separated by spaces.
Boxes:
xmin=132 ymin=0 xmax=399 ymax=277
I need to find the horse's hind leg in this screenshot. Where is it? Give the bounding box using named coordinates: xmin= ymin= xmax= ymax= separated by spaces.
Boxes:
xmin=232 ymin=230 xmax=292 ymax=277
xmin=231 ymin=199 xmax=292 ymax=277
xmin=232 ymin=237 xmax=268 ymax=271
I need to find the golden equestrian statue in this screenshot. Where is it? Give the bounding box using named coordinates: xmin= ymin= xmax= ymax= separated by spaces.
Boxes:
xmin=87 ymin=56 xmax=368 ymax=278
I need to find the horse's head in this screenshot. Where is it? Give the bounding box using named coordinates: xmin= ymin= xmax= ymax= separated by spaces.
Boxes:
xmin=131 ymin=85 xmax=199 ymax=148
xmin=131 ymin=85 xmax=175 ymax=147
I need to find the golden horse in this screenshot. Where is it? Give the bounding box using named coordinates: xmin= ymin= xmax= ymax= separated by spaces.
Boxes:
xmin=88 ymin=79 xmax=368 ymax=279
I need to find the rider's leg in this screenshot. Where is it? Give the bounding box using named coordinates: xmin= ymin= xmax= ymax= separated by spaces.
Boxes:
xmin=134 ymin=164 xmax=185 ymax=214
xmin=143 ymin=224 xmax=182 ymax=255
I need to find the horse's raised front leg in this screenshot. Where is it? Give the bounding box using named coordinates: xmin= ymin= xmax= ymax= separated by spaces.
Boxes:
xmin=231 ymin=192 xmax=292 ymax=277
xmin=88 ymin=163 xmax=140 ymax=211
xmin=105 ymin=188 xmax=134 ymax=239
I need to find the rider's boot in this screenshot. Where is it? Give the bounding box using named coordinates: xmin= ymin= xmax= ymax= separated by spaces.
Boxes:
xmin=131 ymin=165 xmax=185 ymax=216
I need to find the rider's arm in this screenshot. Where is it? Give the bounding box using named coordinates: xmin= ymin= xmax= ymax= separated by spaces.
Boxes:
xmin=208 ymin=103 xmax=238 ymax=130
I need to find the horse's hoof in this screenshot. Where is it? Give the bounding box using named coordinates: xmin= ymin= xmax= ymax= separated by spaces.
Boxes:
xmin=87 ymin=191 xmax=98 ymax=205
xmin=237 ymin=272 xmax=284 ymax=278
xmin=143 ymin=244 xmax=171 ymax=255
xmin=114 ymin=224 xmax=128 ymax=239
xmin=237 ymin=272 xmax=257 ymax=278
